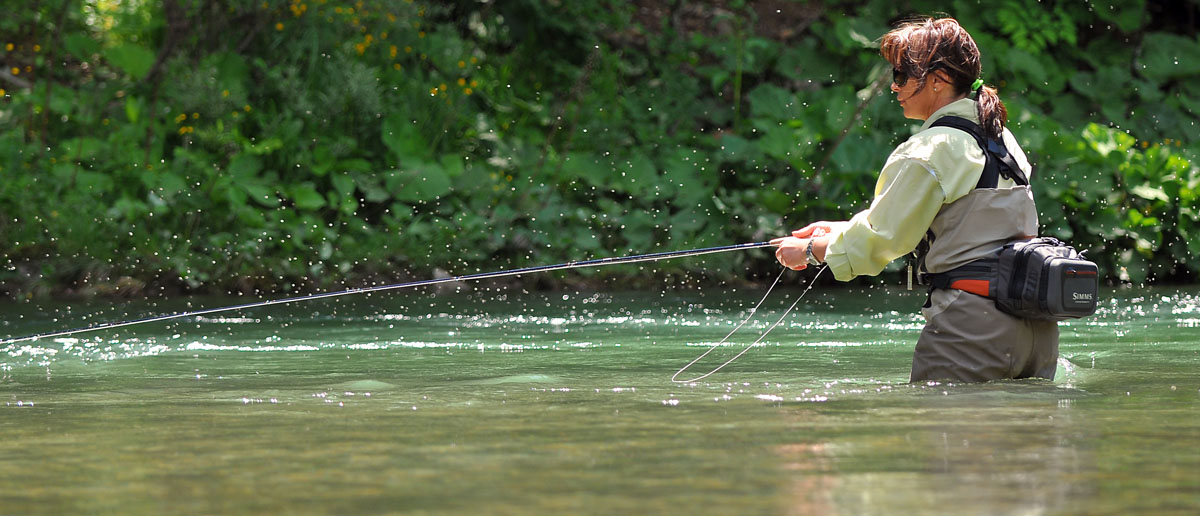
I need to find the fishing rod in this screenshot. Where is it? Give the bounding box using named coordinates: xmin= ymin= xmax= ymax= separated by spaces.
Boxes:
xmin=1 ymin=241 xmax=777 ymax=345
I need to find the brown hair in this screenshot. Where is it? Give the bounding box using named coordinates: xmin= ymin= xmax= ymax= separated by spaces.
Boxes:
xmin=880 ymin=17 xmax=1007 ymax=139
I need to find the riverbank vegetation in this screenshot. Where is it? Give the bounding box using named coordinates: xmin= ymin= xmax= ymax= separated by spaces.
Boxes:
xmin=1 ymin=0 xmax=1197 ymax=298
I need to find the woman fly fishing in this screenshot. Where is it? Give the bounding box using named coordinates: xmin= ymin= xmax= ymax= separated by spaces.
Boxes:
xmin=772 ymin=17 xmax=1059 ymax=382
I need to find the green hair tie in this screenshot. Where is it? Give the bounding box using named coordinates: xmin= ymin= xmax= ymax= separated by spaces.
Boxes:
xmin=971 ymin=78 xmax=984 ymax=91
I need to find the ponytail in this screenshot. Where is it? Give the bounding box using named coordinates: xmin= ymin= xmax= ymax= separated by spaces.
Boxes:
xmin=974 ymin=84 xmax=1007 ymax=140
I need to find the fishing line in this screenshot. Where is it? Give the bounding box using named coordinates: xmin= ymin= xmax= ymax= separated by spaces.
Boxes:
xmin=671 ymin=265 xmax=828 ymax=383
xmin=0 ymin=241 xmax=775 ymax=345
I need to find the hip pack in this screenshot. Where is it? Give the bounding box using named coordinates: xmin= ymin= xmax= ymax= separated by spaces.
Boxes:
xmin=928 ymin=237 xmax=1099 ymax=321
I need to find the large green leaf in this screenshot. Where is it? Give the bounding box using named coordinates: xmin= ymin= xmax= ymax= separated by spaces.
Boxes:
xmin=1138 ymin=32 xmax=1200 ymax=83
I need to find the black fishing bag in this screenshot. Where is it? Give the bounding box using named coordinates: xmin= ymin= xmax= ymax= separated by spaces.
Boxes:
xmin=993 ymin=237 xmax=1098 ymax=320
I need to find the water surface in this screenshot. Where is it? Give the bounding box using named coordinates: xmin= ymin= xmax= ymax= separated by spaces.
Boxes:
xmin=2 ymin=283 xmax=1198 ymax=514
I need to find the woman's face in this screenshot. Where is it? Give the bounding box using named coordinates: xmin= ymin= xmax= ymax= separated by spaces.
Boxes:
xmin=890 ymin=69 xmax=949 ymax=120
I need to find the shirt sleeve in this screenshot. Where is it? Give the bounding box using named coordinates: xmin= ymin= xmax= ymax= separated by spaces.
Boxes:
xmin=822 ymin=158 xmax=947 ymax=281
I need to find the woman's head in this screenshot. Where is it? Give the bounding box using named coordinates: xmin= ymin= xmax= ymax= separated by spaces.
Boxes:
xmin=880 ymin=17 xmax=1006 ymax=137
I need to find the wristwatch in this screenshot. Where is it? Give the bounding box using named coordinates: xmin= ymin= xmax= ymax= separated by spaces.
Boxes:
xmin=804 ymin=239 xmax=821 ymax=266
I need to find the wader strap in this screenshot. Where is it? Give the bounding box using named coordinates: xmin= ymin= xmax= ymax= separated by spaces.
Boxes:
xmin=924 ymin=259 xmax=998 ymax=298
xmin=911 ymin=228 xmax=936 ymax=286
xmin=929 ymin=116 xmax=1028 ymax=187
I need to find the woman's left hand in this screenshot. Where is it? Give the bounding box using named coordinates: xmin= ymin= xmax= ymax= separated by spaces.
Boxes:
xmin=770 ymin=236 xmax=810 ymax=270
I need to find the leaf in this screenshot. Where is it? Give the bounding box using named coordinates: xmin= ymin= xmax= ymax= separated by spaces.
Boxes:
xmin=228 ymin=153 xmax=262 ymax=179
xmin=562 ymin=152 xmax=611 ymax=189
xmin=1089 ymin=0 xmax=1147 ymax=33
xmin=356 ymin=174 xmax=391 ymax=203
xmin=60 ymin=137 xmax=104 ymax=160
xmin=1004 ymin=48 xmax=1048 ymax=90
xmin=124 ymin=96 xmax=141 ymax=123
xmin=243 ymin=183 xmax=280 ymax=208
xmin=620 ymin=151 xmax=657 ymax=195
xmin=63 ymin=33 xmax=100 ymax=60
xmin=1131 ymin=184 xmax=1169 ymax=202
xmin=332 ymin=173 xmax=355 ymax=195
xmin=382 ymin=115 xmax=432 ymax=161
xmin=746 ymin=84 xmax=798 ymax=121
xmin=388 ymin=162 xmax=452 ymax=202
xmin=718 ymin=134 xmax=757 ymax=163
xmin=1137 ymin=32 xmax=1200 ymax=83
xmin=246 ymin=137 xmax=284 ymax=155
xmin=290 ymin=183 xmax=326 ymax=211
xmin=104 ymin=43 xmax=156 ymax=79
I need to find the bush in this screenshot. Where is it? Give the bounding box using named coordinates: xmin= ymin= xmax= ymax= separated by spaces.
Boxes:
xmin=0 ymin=0 xmax=1196 ymax=297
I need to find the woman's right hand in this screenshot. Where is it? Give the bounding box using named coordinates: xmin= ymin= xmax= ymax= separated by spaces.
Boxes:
xmin=792 ymin=221 xmax=847 ymax=239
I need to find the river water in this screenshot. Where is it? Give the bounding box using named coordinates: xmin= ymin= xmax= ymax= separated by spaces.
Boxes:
xmin=2 ymin=281 xmax=1198 ymax=514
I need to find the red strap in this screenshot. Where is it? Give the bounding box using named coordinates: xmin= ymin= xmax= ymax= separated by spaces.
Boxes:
xmin=949 ymin=279 xmax=991 ymax=297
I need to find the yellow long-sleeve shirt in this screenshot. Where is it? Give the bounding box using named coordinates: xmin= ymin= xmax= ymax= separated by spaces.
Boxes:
xmin=823 ymin=98 xmax=1032 ymax=281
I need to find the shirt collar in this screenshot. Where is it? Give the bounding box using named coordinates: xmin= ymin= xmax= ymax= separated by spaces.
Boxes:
xmin=919 ymin=98 xmax=979 ymax=131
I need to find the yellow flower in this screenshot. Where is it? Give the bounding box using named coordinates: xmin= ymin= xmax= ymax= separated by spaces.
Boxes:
xmin=4 ymin=43 xmax=11 ymax=51
xmin=243 ymin=104 xmax=252 ymax=112
xmin=439 ymin=83 xmax=446 ymax=91
xmin=389 ymin=45 xmax=397 ymax=58
xmin=418 ymin=31 xmax=426 ymax=38
xmin=387 ymin=13 xmax=396 ymax=22
xmin=222 ymin=89 xmax=230 ymax=97
xmin=404 ymin=46 xmax=412 ymax=53
xmin=457 ymin=60 xmax=466 ymax=68
xmin=464 ymin=88 xmax=473 ymax=96
xmin=429 ymin=86 xmax=438 ymax=96
xmin=192 ymin=112 xmax=199 ymax=119
xmin=1141 ymin=141 xmax=1150 ymax=149
xmin=0 ymin=88 xmax=5 ymax=97
xmin=354 ymin=43 xmax=366 ymax=54
xmin=175 ymin=113 xmax=187 ymax=123
xmin=469 ymin=79 xmax=478 ymax=87
xmin=10 ymin=67 xmax=18 ymax=75
xmin=276 ymin=22 xmax=284 ymax=31
xmin=457 ymin=77 xmax=466 ymax=86
xmin=470 ymin=57 xmax=478 ymax=64
xmin=178 ymin=126 xmax=193 ymax=135
xmin=33 ymin=44 xmax=41 ymax=52
xmin=393 ymin=63 xmax=402 ymax=71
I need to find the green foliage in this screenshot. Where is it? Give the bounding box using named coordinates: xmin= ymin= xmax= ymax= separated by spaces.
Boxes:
xmin=0 ymin=0 xmax=1197 ymax=298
